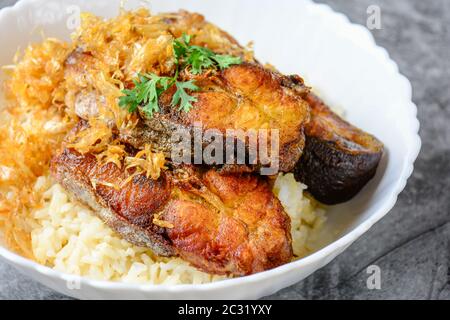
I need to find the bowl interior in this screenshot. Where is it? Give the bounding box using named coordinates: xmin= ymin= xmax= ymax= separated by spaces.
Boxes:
xmin=0 ymin=0 xmax=418 ymax=274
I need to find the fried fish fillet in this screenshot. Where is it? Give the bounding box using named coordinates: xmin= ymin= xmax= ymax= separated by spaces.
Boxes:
xmin=65 ymin=49 xmax=310 ymax=174
xmin=141 ymin=62 xmax=310 ymax=173
xmin=50 ymin=147 xmax=293 ymax=276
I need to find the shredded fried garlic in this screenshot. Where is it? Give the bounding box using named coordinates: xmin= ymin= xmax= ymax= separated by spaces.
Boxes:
xmin=0 ymin=8 xmax=253 ymax=257
xmin=67 ymin=118 xmax=113 ymax=154
xmin=124 ymin=144 xmax=167 ymax=182
xmin=95 ymin=141 xmax=127 ymax=169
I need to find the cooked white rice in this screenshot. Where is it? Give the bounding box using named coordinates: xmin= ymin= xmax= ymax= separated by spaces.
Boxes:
xmin=30 ymin=173 xmax=325 ymax=284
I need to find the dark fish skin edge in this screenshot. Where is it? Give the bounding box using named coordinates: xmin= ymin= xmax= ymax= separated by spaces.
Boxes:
xmin=294 ymin=94 xmax=384 ymax=205
xmin=50 ymin=149 xmax=176 ymax=256
xmin=295 ymin=136 xmax=382 ymax=205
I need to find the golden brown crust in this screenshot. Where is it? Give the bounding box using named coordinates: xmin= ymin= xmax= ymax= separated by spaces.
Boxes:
xmin=304 ymin=93 xmax=383 ymax=153
xmin=51 ymin=147 xmax=293 ymax=276
xmin=65 ymin=8 xmax=311 ymax=174
xmin=164 ymin=170 xmax=292 ymax=275
xmin=66 ymin=51 xmax=310 ymax=173
xmin=158 ymin=62 xmax=310 ymax=172
xmin=61 ymin=152 xmax=171 ymax=224
xmin=50 ymin=148 xmax=175 ymax=255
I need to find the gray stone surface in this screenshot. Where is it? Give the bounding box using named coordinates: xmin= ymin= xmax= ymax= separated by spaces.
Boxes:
xmin=0 ymin=0 xmax=449 ymax=300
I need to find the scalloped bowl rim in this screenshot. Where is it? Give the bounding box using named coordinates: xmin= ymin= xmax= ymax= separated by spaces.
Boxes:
xmin=0 ymin=0 xmax=421 ymax=296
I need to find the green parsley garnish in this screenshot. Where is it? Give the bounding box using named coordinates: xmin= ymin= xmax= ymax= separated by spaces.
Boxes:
xmin=119 ymin=33 xmax=241 ymax=117
xmin=173 ymin=34 xmax=242 ymax=74
xmin=171 ymin=80 xmax=199 ymax=113
xmin=119 ymin=74 xmax=170 ymax=117
xmin=119 ymin=73 xmax=199 ymax=117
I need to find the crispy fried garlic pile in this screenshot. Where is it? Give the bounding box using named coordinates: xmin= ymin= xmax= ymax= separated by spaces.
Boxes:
xmin=0 ymin=8 xmax=252 ymax=257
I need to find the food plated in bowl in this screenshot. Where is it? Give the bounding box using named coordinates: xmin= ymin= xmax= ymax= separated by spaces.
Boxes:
xmin=0 ymin=0 xmax=420 ymax=299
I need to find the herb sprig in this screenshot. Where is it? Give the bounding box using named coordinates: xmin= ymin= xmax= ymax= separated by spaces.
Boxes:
xmin=119 ymin=73 xmax=198 ymax=117
xmin=173 ymin=34 xmax=242 ymax=74
xmin=119 ymin=34 xmax=242 ymax=117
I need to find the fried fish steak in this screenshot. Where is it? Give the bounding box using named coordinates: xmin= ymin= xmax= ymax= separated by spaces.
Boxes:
xmin=50 ymin=147 xmax=293 ymax=276
xmin=51 ymin=148 xmax=176 ymax=256
xmin=164 ymin=167 xmax=293 ymax=275
xmin=143 ymin=62 xmax=310 ymax=173
xmin=294 ymin=93 xmax=384 ymax=205
xmin=65 ymin=53 xmax=310 ymax=174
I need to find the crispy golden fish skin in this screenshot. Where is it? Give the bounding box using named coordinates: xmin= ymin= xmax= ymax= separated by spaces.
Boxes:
xmin=150 ymin=62 xmax=310 ymax=173
xmin=294 ymin=93 xmax=384 ymax=205
xmin=163 ymin=168 xmax=293 ymax=276
xmin=65 ymin=51 xmax=310 ymax=174
xmin=50 ymin=148 xmax=176 ymax=256
xmin=51 ymin=147 xmax=293 ymax=276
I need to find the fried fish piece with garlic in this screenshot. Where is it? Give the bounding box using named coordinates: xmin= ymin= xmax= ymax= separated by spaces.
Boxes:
xmin=138 ymin=62 xmax=310 ymax=173
xmin=63 ymin=11 xmax=310 ymax=174
xmin=66 ymin=52 xmax=310 ymax=173
xmin=51 ymin=148 xmax=175 ymax=256
xmin=50 ymin=147 xmax=292 ymax=275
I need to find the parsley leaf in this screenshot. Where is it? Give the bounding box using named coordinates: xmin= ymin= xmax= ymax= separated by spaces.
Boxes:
xmin=120 ymin=34 xmax=242 ymax=118
xmin=119 ymin=73 xmax=172 ymax=117
xmin=119 ymin=74 xmax=199 ymax=116
xmin=139 ymin=74 xmax=171 ymax=117
xmin=171 ymin=80 xmax=199 ymax=112
xmin=212 ymin=54 xmax=242 ymax=70
xmin=173 ymin=33 xmax=191 ymax=65
xmin=187 ymin=47 xmax=215 ymax=74
xmin=173 ymin=34 xmax=242 ymax=74
xmin=118 ymin=88 xmax=139 ymax=113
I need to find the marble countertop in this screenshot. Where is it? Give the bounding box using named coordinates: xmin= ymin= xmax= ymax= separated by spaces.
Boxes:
xmin=0 ymin=0 xmax=448 ymax=300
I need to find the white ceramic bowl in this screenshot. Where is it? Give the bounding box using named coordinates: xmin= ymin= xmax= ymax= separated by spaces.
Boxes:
xmin=0 ymin=0 xmax=421 ymax=299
